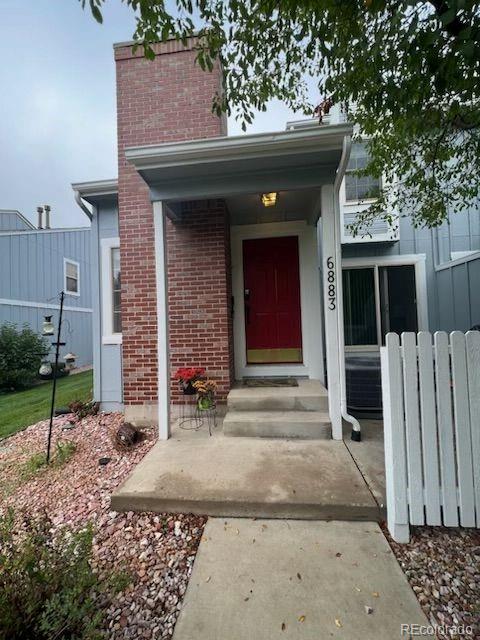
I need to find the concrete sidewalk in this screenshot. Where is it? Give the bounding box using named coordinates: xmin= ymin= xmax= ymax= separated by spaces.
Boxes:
xmin=173 ymin=518 xmax=428 ymax=639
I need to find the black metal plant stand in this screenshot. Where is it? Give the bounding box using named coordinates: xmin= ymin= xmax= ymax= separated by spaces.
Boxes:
xmin=46 ymin=291 xmax=66 ymax=463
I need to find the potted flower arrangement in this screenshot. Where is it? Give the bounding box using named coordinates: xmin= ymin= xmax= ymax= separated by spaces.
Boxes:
xmin=173 ymin=367 xmax=206 ymax=395
xmin=193 ymin=379 xmax=216 ymax=410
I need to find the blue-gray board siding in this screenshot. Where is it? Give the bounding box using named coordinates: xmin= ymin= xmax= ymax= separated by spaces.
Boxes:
xmin=93 ymin=202 xmax=123 ymax=409
xmin=436 ymin=257 xmax=480 ymax=331
xmin=0 ymin=211 xmax=32 ymax=231
xmin=0 ymin=304 xmax=92 ymax=368
xmin=342 ymin=208 xmax=480 ymax=332
xmin=0 ymin=228 xmax=92 ymax=366
xmin=0 ymin=229 xmax=91 ymax=307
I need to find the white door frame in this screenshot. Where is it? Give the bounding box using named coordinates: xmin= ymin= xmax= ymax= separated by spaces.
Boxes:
xmin=231 ymin=220 xmax=324 ymax=381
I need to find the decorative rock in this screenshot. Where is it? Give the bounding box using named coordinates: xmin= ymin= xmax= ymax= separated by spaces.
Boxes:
xmin=384 ymin=523 xmax=480 ymax=638
xmin=0 ymin=412 xmax=207 ymax=640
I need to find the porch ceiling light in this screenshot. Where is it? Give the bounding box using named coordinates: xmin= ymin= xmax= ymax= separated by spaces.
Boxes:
xmin=261 ymin=192 xmax=278 ymax=207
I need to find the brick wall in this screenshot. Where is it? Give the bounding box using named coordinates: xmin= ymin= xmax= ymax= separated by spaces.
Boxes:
xmin=167 ymin=200 xmax=234 ymax=403
xmin=115 ymin=38 xmax=233 ymax=417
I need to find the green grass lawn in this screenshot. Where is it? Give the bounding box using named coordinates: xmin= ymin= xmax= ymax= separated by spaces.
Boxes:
xmin=0 ymin=370 xmax=93 ymax=440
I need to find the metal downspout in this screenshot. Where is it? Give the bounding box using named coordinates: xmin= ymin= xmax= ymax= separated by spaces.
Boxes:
xmin=333 ymin=135 xmax=362 ymax=441
xmin=73 ymin=190 xmax=93 ymax=221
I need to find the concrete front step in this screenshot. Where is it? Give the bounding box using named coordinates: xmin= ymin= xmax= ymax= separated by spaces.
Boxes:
xmin=227 ymin=379 xmax=329 ymax=412
xmin=223 ymin=410 xmax=331 ymax=439
xmin=111 ymin=436 xmax=380 ymax=521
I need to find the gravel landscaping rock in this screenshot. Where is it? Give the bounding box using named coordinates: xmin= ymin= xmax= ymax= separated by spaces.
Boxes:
xmin=0 ymin=413 xmax=207 ymax=639
xmin=385 ymin=525 xmax=480 ymax=639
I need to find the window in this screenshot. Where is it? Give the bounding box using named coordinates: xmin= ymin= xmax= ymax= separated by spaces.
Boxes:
xmin=343 ymin=264 xmax=419 ymax=348
xmin=345 ymin=143 xmax=381 ymax=202
xmin=112 ymin=247 xmax=121 ymax=333
xmin=101 ymin=238 xmax=121 ymax=344
xmin=64 ymin=259 xmax=80 ymax=295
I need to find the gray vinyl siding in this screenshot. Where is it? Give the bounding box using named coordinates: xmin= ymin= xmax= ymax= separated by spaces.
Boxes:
xmin=436 ymin=256 xmax=480 ymax=331
xmin=0 ymin=210 xmax=33 ymax=231
xmin=92 ymin=200 xmax=123 ymax=410
xmin=342 ymin=207 xmax=480 ymax=332
xmin=0 ymin=228 xmax=92 ymax=366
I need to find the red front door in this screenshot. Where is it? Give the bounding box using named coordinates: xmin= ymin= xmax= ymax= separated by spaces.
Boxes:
xmin=243 ymin=236 xmax=302 ymax=364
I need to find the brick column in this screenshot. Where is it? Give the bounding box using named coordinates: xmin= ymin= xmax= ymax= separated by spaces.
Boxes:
xmin=115 ymin=38 xmax=232 ymax=425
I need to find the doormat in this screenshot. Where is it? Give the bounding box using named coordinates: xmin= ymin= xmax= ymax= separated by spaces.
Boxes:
xmin=243 ymin=378 xmax=299 ymax=388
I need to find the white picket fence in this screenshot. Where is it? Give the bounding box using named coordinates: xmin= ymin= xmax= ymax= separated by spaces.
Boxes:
xmin=381 ymin=331 xmax=480 ymax=543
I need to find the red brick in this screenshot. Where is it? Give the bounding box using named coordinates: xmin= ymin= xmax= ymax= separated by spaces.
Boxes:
xmin=116 ymin=37 xmax=233 ymax=409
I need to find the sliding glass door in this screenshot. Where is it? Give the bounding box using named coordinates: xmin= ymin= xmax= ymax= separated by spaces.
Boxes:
xmin=343 ymin=263 xmax=419 ymax=349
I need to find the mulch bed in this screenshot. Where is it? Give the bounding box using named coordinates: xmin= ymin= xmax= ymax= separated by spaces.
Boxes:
xmin=0 ymin=413 xmax=206 ymax=639
xmin=384 ymin=524 xmax=480 ymax=639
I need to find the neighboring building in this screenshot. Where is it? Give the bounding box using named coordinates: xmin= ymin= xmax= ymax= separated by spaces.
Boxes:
xmin=0 ymin=209 xmax=93 ymax=367
xmin=73 ymin=37 xmax=479 ymax=436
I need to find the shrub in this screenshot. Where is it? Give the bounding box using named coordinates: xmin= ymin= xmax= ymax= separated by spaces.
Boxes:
xmin=69 ymin=399 xmax=99 ymax=420
xmin=0 ymin=509 xmax=128 ymax=640
xmin=0 ymin=323 xmax=48 ymax=390
xmin=21 ymin=440 xmax=77 ymax=480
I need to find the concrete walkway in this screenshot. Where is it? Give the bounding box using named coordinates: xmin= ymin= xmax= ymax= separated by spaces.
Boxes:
xmin=111 ymin=431 xmax=380 ymax=520
xmin=173 ymin=518 xmax=428 ymax=639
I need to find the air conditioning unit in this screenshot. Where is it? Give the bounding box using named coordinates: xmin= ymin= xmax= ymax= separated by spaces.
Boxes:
xmin=341 ymin=205 xmax=399 ymax=244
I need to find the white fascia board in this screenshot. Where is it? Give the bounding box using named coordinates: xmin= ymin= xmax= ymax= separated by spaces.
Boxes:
xmin=71 ymin=179 xmax=119 ymax=198
xmin=125 ymin=123 xmax=354 ymax=170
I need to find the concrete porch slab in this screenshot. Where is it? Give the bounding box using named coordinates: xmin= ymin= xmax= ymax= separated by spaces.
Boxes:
xmin=111 ymin=428 xmax=380 ymax=520
xmin=173 ymin=518 xmax=428 ymax=640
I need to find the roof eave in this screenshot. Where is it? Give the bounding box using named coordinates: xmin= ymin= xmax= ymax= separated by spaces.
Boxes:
xmin=125 ymin=123 xmax=353 ymax=172
xmin=71 ymin=179 xmax=118 ymax=199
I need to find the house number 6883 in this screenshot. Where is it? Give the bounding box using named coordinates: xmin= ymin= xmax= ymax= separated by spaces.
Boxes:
xmin=326 ymin=256 xmax=336 ymax=310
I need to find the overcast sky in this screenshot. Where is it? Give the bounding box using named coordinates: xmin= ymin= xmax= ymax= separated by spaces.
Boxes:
xmin=0 ymin=1 xmax=307 ymax=229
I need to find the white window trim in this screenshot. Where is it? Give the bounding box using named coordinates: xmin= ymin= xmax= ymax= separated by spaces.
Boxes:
xmin=342 ymin=254 xmax=428 ymax=352
xmin=101 ymin=237 xmax=122 ymax=345
xmin=64 ymin=258 xmax=80 ymax=297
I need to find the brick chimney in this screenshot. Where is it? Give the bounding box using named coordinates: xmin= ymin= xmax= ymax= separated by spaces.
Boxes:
xmin=115 ymin=38 xmax=230 ymax=424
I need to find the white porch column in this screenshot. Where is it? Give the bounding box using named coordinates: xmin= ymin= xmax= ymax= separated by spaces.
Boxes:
xmin=321 ymin=184 xmax=343 ymax=440
xmin=153 ymin=201 xmax=170 ymax=440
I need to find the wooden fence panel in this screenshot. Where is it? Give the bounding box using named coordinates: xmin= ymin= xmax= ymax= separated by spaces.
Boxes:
xmin=381 ymin=333 xmax=409 ymax=543
xmin=417 ymin=331 xmax=441 ymax=525
xmin=466 ymin=331 xmax=480 ymax=525
xmin=401 ymin=332 xmax=424 ymax=525
xmin=451 ymin=332 xmax=476 ymax=527
xmin=434 ymin=331 xmax=458 ymax=527
xmin=382 ymin=331 xmax=480 ymax=542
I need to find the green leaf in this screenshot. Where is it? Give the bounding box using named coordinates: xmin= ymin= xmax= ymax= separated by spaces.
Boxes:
xmin=90 ymin=4 xmax=103 ymax=23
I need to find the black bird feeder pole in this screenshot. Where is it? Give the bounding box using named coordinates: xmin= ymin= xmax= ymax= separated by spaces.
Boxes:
xmin=46 ymin=291 xmax=66 ymax=464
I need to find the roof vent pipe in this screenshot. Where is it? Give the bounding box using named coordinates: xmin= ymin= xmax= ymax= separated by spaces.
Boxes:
xmin=44 ymin=205 xmax=51 ymax=229
xmin=37 ymin=206 xmax=44 ymax=229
